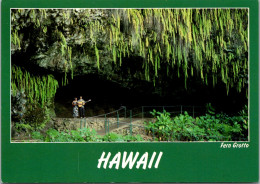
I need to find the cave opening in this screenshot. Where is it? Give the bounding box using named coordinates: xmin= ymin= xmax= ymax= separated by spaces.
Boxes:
xmin=54 ymin=73 xmax=248 ymax=118
xmin=54 ymin=74 xmax=161 ymax=118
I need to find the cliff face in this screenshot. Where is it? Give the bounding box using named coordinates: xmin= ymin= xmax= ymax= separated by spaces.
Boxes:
xmin=12 ymin=9 xmax=248 ymax=87
xmin=11 ymin=9 xmax=248 ymax=120
xmin=12 ymin=9 xmax=153 ymax=92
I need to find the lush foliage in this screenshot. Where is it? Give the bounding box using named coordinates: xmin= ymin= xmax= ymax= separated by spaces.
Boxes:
xmin=11 ymin=9 xmax=248 ymax=93
xmin=145 ymin=108 xmax=248 ymax=141
xmin=103 ymin=132 xmax=144 ymax=142
xmin=11 ymin=89 xmax=27 ymax=121
xmin=11 ymin=65 xmax=58 ymax=131
xmin=12 ymin=65 xmax=59 ymax=108
xmin=31 ymin=128 xmax=144 ymax=142
xmin=10 ymin=9 xmax=249 ymax=140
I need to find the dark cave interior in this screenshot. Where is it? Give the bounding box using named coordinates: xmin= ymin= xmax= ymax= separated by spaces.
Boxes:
xmin=54 ymin=74 xmax=248 ymax=118
xmin=12 ymin=53 xmax=248 ymax=119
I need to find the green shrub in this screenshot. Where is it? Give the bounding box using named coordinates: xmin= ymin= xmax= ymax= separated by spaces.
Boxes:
xmin=45 ymin=129 xmax=60 ymax=142
xmin=145 ymin=109 xmax=248 ymax=141
xmin=79 ymin=128 xmax=99 ymax=142
xmin=103 ymin=133 xmax=125 ymax=142
xmin=32 ymin=128 xmax=145 ymax=142
xmin=145 ymin=110 xmax=174 ymax=141
xmin=31 ymin=131 xmax=44 ymax=140
xmin=15 ymin=123 xmax=33 ymax=133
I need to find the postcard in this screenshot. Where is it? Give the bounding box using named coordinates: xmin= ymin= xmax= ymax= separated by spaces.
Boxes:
xmin=1 ymin=0 xmax=259 ymax=182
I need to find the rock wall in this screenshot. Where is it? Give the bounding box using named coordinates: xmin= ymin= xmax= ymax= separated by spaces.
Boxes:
xmin=52 ymin=117 xmax=126 ymax=132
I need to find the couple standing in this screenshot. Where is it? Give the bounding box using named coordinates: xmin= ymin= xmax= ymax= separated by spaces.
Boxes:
xmin=72 ymin=96 xmax=91 ymax=118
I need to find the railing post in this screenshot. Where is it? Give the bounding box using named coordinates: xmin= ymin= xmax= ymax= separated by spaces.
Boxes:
xmin=80 ymin=119 xmax=82 ymax=129
xmin=130 ymin=110 xmax=132 ymax=136
xmin=142 ymin=106 xmax=144 ymax=119
xmin=117 ymin=111 xmax=119 ymax=128
xmin=152 ymin=128 xmax=155 ymax=141
xmin=104 ymin=114 xmax=107 ymax=134
xmin=108 ymin=119 xmax=109 ymax=133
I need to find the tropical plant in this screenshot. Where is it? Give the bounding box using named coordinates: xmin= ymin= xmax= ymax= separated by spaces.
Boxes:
xmin=31 ymin=131 xmax=44 ymax=140
xmin=11 ymin=65 xmax=58 ymax=131
xmin=31 ymin=128 xmax=144 ymax=142
xmin=145 ymin=110 xmax=174 ymax=141
xmin=15 ymin=123 xmax=33 ymax=134
xmin=11 ymin=89 xmax=27 ymax=121
xmin=11 ymin=65 xmax=59 ymax=108
xmin=145 ymin=109 xmax=248 ymax=141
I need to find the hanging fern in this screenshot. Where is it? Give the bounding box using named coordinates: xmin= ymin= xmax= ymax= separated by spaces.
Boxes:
xmin=11 ymin=8 xmax=248 ymax=95
xmin=95 ymin=43 xmax=100 ymax=69
xmin=11 ymin=65 xmax=59 ymax=108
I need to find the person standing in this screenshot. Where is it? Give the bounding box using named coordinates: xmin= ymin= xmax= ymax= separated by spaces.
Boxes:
xmin=77 ymin=96 xmax=91 ymax=118
xmin=72 ymin=98 xmax=79 ymax=118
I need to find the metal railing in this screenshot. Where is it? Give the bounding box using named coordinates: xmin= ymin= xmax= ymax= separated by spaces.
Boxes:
xmin=75 ymin=105 xmax=206 ymax=133
xmin=57 ymin=105 xmax=247 ymax=141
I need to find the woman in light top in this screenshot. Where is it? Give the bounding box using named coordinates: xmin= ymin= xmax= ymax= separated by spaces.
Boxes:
xmin=72 ymin=97 xmax=79 ymax=118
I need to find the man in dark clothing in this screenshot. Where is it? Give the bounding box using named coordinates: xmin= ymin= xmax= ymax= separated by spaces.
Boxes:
xmin=77 ymin=96 xmax=91 ymax=118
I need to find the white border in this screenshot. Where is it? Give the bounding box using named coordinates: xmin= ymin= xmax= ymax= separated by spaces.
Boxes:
xmin=10 ymin=8 xmax=250 ymax=143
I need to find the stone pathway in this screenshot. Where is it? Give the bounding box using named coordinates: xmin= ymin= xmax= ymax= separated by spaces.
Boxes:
xmin=97 ymin=118 xmax=154 ymax=136
xmin=49 ymin=117 xmax=155 ymax=138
